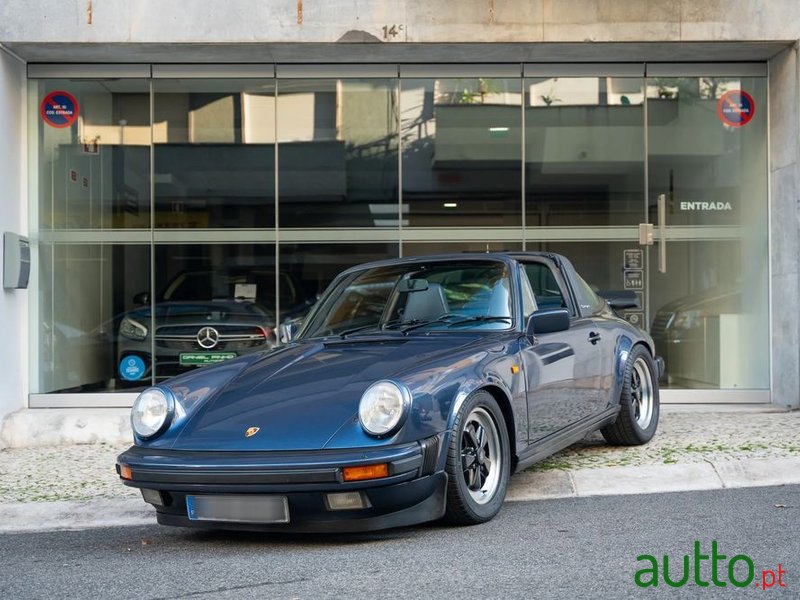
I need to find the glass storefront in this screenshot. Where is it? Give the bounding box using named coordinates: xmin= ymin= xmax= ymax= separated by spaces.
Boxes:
xmin=153 ymin=78 xmax=276 ymax=229
xmin=401 ymin=77 xmax=522 ymax=227
xmin=28 ymin=64 xmax=770 ymax=401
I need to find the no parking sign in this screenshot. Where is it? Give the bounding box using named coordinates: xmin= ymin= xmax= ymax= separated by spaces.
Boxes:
xmin=40 ymin=91 xmax=79 ymax=128
xmin=717 ymin=90 xmax=755 ymax=127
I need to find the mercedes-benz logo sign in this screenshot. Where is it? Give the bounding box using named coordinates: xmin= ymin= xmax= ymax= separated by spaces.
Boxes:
xmin=196 ymin=326 xmax=220 ymax=349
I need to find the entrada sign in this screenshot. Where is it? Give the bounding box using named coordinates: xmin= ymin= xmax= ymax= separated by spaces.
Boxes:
xmin=679 ymin=201 xmax=733 ymax=212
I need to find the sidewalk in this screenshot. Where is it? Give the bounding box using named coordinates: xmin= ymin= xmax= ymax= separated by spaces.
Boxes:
xmin=0 ymin=407 xmax=798 ymax=533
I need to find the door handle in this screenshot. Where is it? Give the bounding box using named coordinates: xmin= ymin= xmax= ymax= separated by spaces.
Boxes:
xmin=588 ymin=331 xmax=601 ymax=345
xmin=658 ymin=193 xmax=667 ymax=273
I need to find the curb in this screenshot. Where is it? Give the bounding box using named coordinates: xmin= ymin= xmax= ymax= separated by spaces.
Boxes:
xmin=506 ymin=456 xmax=800 ymax=502
xmin=2 ymin=457 xmax=799 ymax=534
xmin=0 ymin=498 xmax=152 ymax=534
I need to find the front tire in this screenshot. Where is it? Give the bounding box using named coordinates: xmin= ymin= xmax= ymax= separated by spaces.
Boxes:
xmin=444 ymin=390 xmax=510 ymax=525
xmin=601 ymin=344 xmax=660 ymax=446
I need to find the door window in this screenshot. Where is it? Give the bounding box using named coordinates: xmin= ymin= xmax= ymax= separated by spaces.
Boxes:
xmin=522 ymin=263 xmax=568 ymax=311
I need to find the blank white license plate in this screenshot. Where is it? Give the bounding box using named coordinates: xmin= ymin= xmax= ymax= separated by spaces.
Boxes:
xmin=186 ymin=495 xmax=289 ymax=524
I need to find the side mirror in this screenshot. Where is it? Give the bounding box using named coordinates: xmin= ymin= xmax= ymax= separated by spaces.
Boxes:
xmin=279 ymin=321 xmax=300 ymax=343
xmin=133 ymin=291 xmax=150 ymax=305
xmin=527 ymin=308 xmax=570 ymax=336
xmin=598 ymin=290 xmax=640 ymax=310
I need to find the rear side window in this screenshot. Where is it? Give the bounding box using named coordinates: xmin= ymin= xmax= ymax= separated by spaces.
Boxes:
xmin=573 ymin=273 xmax=604 ymax=313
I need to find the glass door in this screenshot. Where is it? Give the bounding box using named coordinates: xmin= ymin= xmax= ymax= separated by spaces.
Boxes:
xmin=523 ymin=63 xmax=770 ymax=401
xmin=523 ymin=63 xmax=650 ymax=364
xmin=644 ymin=65 xmax=769 ymax=396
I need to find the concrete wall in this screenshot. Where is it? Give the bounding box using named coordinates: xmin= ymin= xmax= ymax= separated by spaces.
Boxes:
xmin=1 ymin=1 xmax=800 ymax=44
xmin=768 ymin=44 xmax=800 ymax=409
xmin=0 ymin=47 xmax=28 ymax=441
xmin=0 ymin=0 xmax=798 ymax=418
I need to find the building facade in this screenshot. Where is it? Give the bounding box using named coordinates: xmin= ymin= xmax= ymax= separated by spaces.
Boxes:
xmin=1 ymin=1 xmax=799 ymax=438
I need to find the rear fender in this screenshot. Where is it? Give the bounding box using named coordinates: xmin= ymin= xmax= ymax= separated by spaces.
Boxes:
xmin=611 ymin=335 xmax=635 ymax=405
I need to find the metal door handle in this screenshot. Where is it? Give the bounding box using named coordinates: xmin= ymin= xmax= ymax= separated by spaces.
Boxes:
xmin=588 ymin=331 xmax=601 ymax=345
xmin=658 ymin=193 xmax=667 ymax=273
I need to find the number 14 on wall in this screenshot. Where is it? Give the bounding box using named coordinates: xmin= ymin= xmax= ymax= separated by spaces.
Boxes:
xmin=382 ymin=24 xmax=404 ymax=40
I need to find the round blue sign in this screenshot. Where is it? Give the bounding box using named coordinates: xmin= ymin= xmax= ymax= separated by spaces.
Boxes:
xmin=40 ymin=91 xmax=79 ymax=128
xmin=717 ymin=90 xmax=755 ymax=128
xmin=119 ymin=355 xmax=146 ymax=381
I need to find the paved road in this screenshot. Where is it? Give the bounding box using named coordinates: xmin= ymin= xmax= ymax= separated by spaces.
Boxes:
xmin=1 ymin=486 xmax=797 ymax=599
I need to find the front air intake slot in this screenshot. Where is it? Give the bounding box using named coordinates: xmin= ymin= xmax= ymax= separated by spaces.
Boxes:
xmin=419 ymin=435 xmax=441 ymax=476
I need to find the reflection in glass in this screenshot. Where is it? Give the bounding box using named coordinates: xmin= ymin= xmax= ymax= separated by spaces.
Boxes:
xmin=403 ymin=241 xmax=522 ymax=256
xmin=154 ymin=79 xmax=276 ymax=228
xmin=33 ymin=79 xmax=151 ymax=230
xmin=36 ymin=244 xmax=151 ymax=393
xmin=648 ymin=241 xmax=768 ymax=390
xmin=279 ymin=243 xmax=398 ymax=325
xmin=525 ymin=77 xmax=644 ymax=226
xmin=646 ymin=76 xmax=767 ymax=228
xmin=401 ymin=78 xmax=522 ymax=227
xmin=537 ymin=239 xmax=769 ymax=390
xmin=150 ymin=244 xmax=280 ymax=381
xmin=278 ymin=79 xmax=399 ymax=228
xmin=646 ymin=76 xmax=769 ymax=390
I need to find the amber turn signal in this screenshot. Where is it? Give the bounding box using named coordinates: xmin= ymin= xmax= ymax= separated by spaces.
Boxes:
xmin=342 ymin=463 xmax=389 ymax=482
xmin=119 ymin=464 xmax=133 ymax=480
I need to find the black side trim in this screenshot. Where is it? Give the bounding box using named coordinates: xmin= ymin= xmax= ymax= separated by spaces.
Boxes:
xmin=515 ymin=406 xmax=620 ymax=472
xmin=541 ymin=348 xmax=575 ymax=365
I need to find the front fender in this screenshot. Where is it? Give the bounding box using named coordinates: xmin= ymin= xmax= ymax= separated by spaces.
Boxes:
xmin=445 ymin=372 xmax=515 ymax=432
xmin=323 ymin=337 xmax=526 ymax=456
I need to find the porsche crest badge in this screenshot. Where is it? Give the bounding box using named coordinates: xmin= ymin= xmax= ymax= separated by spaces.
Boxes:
xmin=244 ymin=426 xmax=260 ymax=438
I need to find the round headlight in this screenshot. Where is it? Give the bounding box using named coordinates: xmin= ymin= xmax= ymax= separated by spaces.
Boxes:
xmin=358 ymin=380 xmax=411 ymax=437
xmin=131 ymin=387 xmax=174 ymax=439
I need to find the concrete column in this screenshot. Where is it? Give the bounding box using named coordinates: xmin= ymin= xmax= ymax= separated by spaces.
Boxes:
xmin=0 ymin=46 xmax=28 ymax=439
xmin=768 ymin=43 xmax=800 ymax=409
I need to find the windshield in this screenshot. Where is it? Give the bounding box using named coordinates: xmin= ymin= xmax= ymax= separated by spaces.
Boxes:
xmin=162 ymin=270 xmax=299 ymax=310
xmin=301 ymin=260 xmax=514 ymax=339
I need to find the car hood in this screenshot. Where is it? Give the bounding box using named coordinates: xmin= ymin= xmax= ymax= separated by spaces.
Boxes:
xmin=169 ymin=334 xmax=485 ymax=451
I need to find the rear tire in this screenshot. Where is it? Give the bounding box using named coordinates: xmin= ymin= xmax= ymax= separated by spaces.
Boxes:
xmin=601 ymin=345 xmax=660 ymax=446
xmin=444 ymin=390 xmax=510 ymax=525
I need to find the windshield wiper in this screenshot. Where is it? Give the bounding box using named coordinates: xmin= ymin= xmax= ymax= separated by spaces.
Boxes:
xmin=379 ymin=316 xmax=451 ymax=333
xmin=397 ymin=317 xmax=452 ymax=333
xmin=337 ymin=323 xmax=383 ymax=338
xmin=386 ymin=314 xmax=513 ymax=334
xmin=445 ymin=315 xmax=513 ymax=328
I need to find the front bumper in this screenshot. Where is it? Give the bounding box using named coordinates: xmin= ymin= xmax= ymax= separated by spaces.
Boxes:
xmin=116 ymin=436 xmax=446 ymax=532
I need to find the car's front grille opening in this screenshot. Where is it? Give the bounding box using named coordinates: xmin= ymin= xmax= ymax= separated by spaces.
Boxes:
xmin=419 ymin=434 xmax=440 ymax=476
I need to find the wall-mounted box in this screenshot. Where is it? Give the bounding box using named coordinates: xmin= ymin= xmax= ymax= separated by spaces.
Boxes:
xmin=3 ymin=232 xmax=30 ymax=289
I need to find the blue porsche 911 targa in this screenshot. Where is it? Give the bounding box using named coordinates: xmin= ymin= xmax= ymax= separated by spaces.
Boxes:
xmin=117 ymin=252 xmax=662 ymax=532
